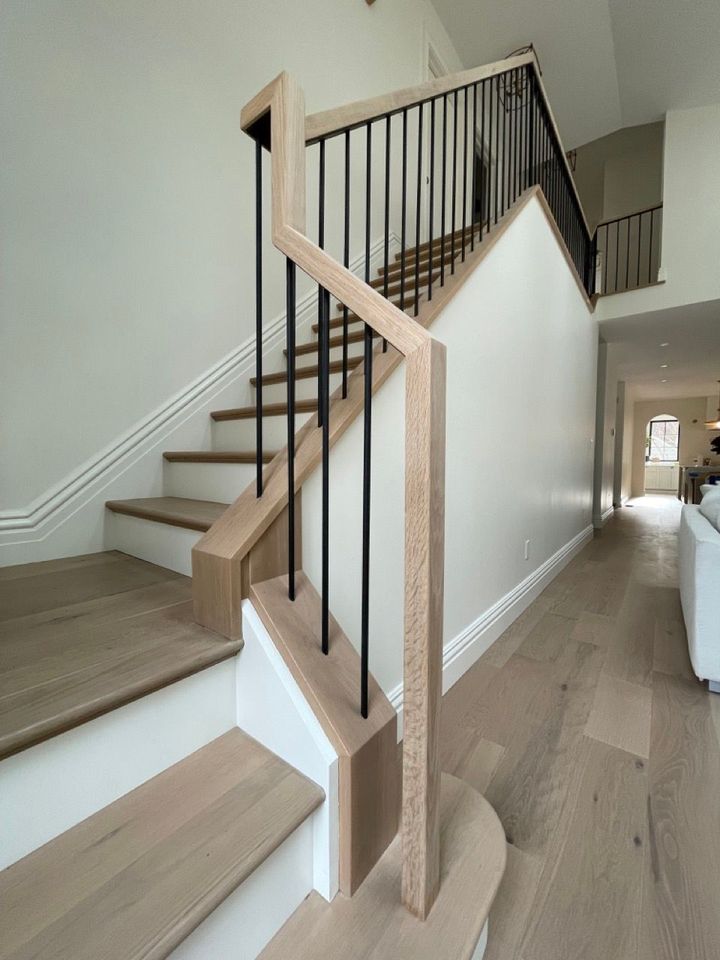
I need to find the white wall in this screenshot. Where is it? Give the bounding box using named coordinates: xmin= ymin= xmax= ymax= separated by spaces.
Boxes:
xmin=302 ymin=195 xmax=597 ymax=698
xmin=0 ymin=0 xmax=461 ymax=513
xmin=597 ymin=102 xmax=720 ymax=322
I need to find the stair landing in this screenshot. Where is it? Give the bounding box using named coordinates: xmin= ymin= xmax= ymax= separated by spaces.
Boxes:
xmin=0 ymin=551 xmax=240 ymax=759
xmin=259 ymin=773 xmax=507 ymax=960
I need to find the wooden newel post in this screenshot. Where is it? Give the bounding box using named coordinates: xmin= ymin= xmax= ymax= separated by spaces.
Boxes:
xmin=401 ymin=337 xmax=446 ymax=920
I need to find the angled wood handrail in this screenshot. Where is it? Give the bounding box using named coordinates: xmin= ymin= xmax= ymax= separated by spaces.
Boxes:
xmin=304 ymin=50 xmax=591 ymax=239
xmin=195 ymin=71 xmax=447 ymax=920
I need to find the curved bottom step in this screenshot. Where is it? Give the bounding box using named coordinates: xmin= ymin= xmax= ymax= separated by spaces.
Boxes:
xmin=259 ymin=773 xmax=506 ymax=960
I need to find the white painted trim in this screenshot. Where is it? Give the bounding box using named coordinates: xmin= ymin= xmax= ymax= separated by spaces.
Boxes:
xmin=238 ymin=600 xmax=339 ymax=902
xmin=388 ymin=524 xmax=594 ymax=726
xmin=0 ymin=233 xmax=398 ymax=564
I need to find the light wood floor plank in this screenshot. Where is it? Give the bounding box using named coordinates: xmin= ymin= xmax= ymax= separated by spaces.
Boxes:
xmin=585 ymin=673 xmax=652 ymax=759
xmin=523 ymin=738 xmax=648 ymax=960
xmin=640 ymin=672 xmax=720 ymax=959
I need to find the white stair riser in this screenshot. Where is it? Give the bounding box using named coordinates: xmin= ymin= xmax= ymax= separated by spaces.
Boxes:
xmin=212 ymin=411 xmax=314 ymax=451
xmin=169 ymin=814 xmax=315 ymax=960
xmin=0 ymin=660 xmax=236 ymax=870
xmin=258 ymin=369 xmax=345 ymax=403
xmin=109 ymin=511 xmax=202 ymax=575
xmin=164 ymin=460 xmax=255 ymax=503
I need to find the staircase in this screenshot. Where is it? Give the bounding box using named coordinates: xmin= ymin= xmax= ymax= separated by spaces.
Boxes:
xmin=104 ymin=228 xmax=479 ymax=575
xmin=2 ymin=48 xmax=595 ymax=960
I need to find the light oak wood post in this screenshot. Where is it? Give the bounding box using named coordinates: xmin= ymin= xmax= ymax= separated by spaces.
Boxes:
xmin=401 ymin=337 xmax=446 ymax=919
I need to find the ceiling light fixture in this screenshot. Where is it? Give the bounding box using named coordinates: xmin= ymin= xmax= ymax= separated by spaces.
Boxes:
xmin=705 ymin=380 xmax=720 ymax=430
xmin=660 ymin=364 xmax=668 ymax=368
xmin=660 ymin=379 xmax=668 ymax=383
xmin=660 ymin=342 xmax=669 ymax=347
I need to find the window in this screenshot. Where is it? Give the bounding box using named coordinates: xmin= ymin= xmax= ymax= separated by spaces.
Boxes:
xmin=646 ymin=416 xmax=680 ymax=462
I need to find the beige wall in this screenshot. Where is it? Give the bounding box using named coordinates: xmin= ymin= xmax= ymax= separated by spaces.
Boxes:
xmin=572 ymin=122 xmax=664 ymax=231
xmin=631 ymin=397 xmax=720 ymax=497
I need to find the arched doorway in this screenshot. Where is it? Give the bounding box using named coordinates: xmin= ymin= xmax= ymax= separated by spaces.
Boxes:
xmin=644 ymin=414 xmax=680 ymax=492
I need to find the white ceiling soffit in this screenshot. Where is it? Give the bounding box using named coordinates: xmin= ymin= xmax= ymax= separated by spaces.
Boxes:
xmin=600 ymin=299 xmax=720 ymax=402
xmin=431 ymin=0 xmax=720 ymax=148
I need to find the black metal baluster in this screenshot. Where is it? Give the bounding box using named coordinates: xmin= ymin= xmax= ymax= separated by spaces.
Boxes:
xmin=400 ymin=108 xmax=408 ymax=310
xmin=637 ymin=213 xmax=642 ymax=288
xmin=451 ymin=89 xmax=458 ymax=272
xmin=414 ymin=103 xmax=423 ymax=315
xmin=625 ymin=216 xmax=631 ymax=291
xmin=382 ymin=116 xmax=391 ymax=351
xmin=441 ymin=95 xmax=448 ymax=286
xmin=361 ymin=120 xmax=373 ymax=719
xmin=461 ymin=86 xmax=468 ymax=260
xmin=604 ymin=223 xmax=609 ymax=294
xmin=286 ymin=258 xmax=296 ymax=601
xmin=480 ymin=80 xmax=486 ymax=237
xmin=317 ymin=140 xmax=326 ymax=427
xmin=501 ymin=76 xmax=506 ymax=216
xmin=615 ymin=219 xmax=620 ymax=293
xmin=512 ymin=71 xmax=518 ymax=201
xmin=342 ymin=130 xmax=350 ymax=397
xmin=494 ymin=75 xmax=500 ymax=224
xmin=648 ymin=208 xmax=655 ymax=284
xmin=470 ymin=84 xmax=477 ymax=251
xmin=428 ymin=99 xmax=436 ymax=300
xmin=321 ymin=284 xmax=330 ymax=654
xmin=255 ymin=138 xmax=264 ymax=498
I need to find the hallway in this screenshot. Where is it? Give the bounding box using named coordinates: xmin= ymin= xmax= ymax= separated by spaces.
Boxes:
xmin=440 ymin=496 xmax=720 ymax=959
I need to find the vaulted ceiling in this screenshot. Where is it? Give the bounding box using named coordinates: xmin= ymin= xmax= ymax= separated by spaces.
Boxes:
xmin=431 ymin=0 xmax=720 ymax=148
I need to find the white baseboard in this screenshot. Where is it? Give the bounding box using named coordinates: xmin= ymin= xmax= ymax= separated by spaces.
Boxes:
xmin=593 ymin=505 xmax=615 ymax=527
xmin=0 ymin=234 xmax=398 ymax=567
xmin=388 ymin=524 xmax=594 ymax=731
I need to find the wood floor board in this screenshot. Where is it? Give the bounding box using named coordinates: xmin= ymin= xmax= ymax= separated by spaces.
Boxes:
xmin=516 ymin=610 xmax=577 ymax=663
xmin=640 ymin=672 xmax=720 ymax=960
xmin=653 ymin=618 xmax=693 ymax=679
xmin=601 ymin=580 xmax=656 ymax=688
xmin=480 ymin=595 xmax=553 ymax=669
xmin=584 ymin=673 xmax=652 ymax=759
xmin=570 ymin=610 xmax=614 ymax=647
xmin=483 ymin=640 xmax=604 ymax=860
xmin=522 ymin=738 xmax=648 ymax=960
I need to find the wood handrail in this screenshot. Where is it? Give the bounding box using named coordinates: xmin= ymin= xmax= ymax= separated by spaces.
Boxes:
xmin=227 ymin=72 xmax=446 ymax=920
xmin=303 ymin=49 xmax=591 ymax=240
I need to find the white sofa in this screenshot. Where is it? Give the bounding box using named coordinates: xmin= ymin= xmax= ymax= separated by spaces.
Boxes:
xmin=679 ymin=486 xmax=720 ymax=690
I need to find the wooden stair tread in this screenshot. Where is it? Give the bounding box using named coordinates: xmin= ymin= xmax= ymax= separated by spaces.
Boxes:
xmin=0 ymin=551 xmax=240 ymax=759
xmin=211 ymin=399 xmax=318 ymax=422
xmin=106 ymin=497 xmax=228 ymax=532
xmin=0 ymin=729 xmax=324 ymax=960
xmin=163 ymin=450 xmax=276 ymax=464
xmin=250 ymin=357 xmax=362 ymax=386
xmin=259 ymin=773 xmax=506 ymax=960
xmin=290 ymin=330 xmax=365 ymax=357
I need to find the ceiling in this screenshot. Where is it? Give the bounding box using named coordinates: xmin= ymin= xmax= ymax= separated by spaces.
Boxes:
xmin=431 ymin=0 xmax=720 ymax=148
xmin=600 ymin=299 xmax=720 ymax=402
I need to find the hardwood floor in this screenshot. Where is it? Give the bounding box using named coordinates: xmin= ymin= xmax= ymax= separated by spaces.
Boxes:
xmin=440 ymin=496 xmax=720 ymax=960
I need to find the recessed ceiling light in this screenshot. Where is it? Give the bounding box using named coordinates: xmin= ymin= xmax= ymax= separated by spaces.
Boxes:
xmin=660 ymin=342 xmax=669 ymax=347
xmin=661 ymin=378 xmax=669 ymax=383
xmin=660 ymin=363 xmax=668 ymax=368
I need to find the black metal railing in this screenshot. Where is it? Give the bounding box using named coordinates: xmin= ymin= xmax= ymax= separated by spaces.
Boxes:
xmin=250 ymin=58 xmax=593 ymax=716
xmin=594 ymin=204 xmax=663 ymax=296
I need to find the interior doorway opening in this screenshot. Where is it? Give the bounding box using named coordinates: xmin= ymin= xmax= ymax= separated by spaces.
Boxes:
xmin=644 ymin=414 xmax=680 ymax=493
